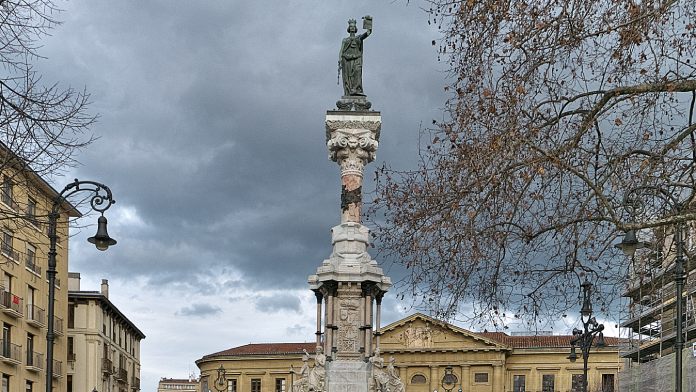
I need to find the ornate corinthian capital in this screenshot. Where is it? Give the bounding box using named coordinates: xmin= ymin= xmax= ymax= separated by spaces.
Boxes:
xmin=326 ymin=116 xmax=382 ymax=177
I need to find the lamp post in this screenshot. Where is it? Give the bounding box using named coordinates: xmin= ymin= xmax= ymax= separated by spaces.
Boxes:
xmin=615 ymin=185 xmax=687 ymax=392
xmin=46 ymin=179 xmax=116 ymax=392
xmin=440 ymin=366 xmax=458 ymax=392
xmin=568 ymin=279 xmax=605 ymax=392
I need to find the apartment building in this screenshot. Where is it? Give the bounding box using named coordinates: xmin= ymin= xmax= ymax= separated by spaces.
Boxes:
xmin=619 ymin=228 xmax=696 ymax=389
xmin=0 ymin=161 xmax=78 ymax=392
xmin=67 ymin=273 xmax=145 ymax=392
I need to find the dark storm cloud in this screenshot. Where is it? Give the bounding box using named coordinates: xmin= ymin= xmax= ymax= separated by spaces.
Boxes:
xmin=255 ymin=294 xmax=302 ymax=314
xmin=41 ymin=0 xmax=445 ymax=294
xmin=35 ymin=0 xmax=446 ymax=386
xmin=177 ymin=303 xmax=222 ymax=317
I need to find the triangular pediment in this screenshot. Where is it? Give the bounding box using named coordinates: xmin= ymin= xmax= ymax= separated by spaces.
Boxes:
xmin=378 ymin=313 xmax=508 ymax=351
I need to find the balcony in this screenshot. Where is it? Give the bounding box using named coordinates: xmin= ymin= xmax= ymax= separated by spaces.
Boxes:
xmin=26 ymin=304 xmax=46 ymax=328
xmin=54 ymin=316 xmax=64 ymax=335
xmin=52 ymin=359 xmax=62 ymax=378
xmin=1 ymin=245 xmax=19 ymax=263
xmin=116 ymin=367 xmax=128 ymax=383
xmin=0 ymin=290 xmax=23 ymax=318
xmin=26 ymin=351 xmax=44 ymax=372
xmin=0 ymin=340 xmax=22 ymax=365
xmin=131 ymin=377 xmax=140 ymax=390
xmin=102 ymin=357 xmax=113 ymax=375
xmin=25 ymin=255 xmax=41 ymax=276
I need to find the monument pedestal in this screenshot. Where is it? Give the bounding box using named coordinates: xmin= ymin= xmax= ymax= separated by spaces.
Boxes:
xmin=326 ymin=361 xmax=370 ymax=392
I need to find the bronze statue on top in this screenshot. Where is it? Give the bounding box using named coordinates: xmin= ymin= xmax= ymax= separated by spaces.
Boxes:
xmin=337 ymin=16 xmax=373 ymax=111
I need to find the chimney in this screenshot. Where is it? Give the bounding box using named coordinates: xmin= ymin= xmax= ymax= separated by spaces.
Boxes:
xmin=68 ymin=272 xmax=81 ymax=291
xmin=101 ymin=279 xmax=109 ymax=298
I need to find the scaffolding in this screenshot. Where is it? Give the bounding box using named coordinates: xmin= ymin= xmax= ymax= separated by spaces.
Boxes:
xmin=618 ymin=229 xmax=696 ymax=391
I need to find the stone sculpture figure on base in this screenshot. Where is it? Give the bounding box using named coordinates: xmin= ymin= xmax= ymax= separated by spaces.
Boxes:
xmin=292 ymin=351 xmax=310 ymax=392
xmin=292 ymin=347 xmax=326 ymax=392
xmin=386 ymin=357 xmax=405 ymax=392
xmin=369 ymin=348 xmax=389 ymax=392
xmin=337 ymin=16 xmax=373 ymax=111
xmin=307 ymin=346 xmax=326 ymax=392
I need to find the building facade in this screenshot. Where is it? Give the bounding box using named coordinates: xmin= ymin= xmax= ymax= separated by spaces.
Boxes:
xmin=619 ymin=228 xmax=696 ymax=390
xmin=0 ymin=162 xmax=78 ymax=392
xmin=197 ymin=313 xmax=622 ymax=392
xmin=157 ymin=377 xmax=200 ymax=392
xmin=67 ymin=273 xmax=145 ymax=392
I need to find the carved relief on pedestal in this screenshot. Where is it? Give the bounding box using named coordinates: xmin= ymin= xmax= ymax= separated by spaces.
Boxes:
xmin=336 ymin=296 xmax=361 ymax=353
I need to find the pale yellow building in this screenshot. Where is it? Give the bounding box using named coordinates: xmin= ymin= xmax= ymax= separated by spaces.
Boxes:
xmin=158 ymin=377 xmax=200 ymax=392
xmin=66 ymin=273 xmax=145 ymax=392
xmin=0 ymin=159 xmax=77 ymax=392
xmin=197 ymin=313 xmax=622 ymax=392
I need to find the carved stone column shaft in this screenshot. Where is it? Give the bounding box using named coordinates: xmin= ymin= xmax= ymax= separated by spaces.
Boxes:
xmin=326 ymin=113 xmax=381 ymax=224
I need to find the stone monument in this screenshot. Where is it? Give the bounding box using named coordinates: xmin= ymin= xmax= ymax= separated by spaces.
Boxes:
xmin=303 ymin=16 xmax=399 ymax=392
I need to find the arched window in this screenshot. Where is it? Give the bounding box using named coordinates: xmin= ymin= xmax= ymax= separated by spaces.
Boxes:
xmin=410 ymin=375 xmax=427 ymax=384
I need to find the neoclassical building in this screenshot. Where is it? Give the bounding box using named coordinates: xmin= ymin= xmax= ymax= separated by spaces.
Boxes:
xmin=66 ymin=273 xmax=145 ymax=392
xmin=197 ymin=313 xmax=622 ymax=392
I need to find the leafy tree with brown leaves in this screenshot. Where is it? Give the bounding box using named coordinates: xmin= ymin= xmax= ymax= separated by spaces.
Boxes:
xmin=370 ymin=0 xmax=696 ymax=328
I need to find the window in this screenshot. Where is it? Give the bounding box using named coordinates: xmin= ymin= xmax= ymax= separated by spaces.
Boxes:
xmin=67 ymin=375 xmax=72 ymax=392
xmin=26 ymin=333 xmax=34 ymax=366
xmin=68 ymin=303 xmax=75 ymax=328
xmin=2 ymin=230 xmax=14 ymax=259
xmin=474 ymin=373 xmax=488 ymax=383
xmin=251 ymin=379 xmax=261 ymax=392
xmin=542 ymin=374 xmax=555 ymax=392
xmin=227 ymin=378 xmax=237 ymax=392
xmin=2 ymin=374 xmax=9 ymax=392
xmin=601 ymin=374 xmax=615 ymax=392
xmin=2 ymin=323 xmax=11 ymax=357
xmin=275 ymin=378 xmax=286 ymax=392
xmin=26 ymin=197 xmax=37 ymax=227
xmin=512 ymin=375 xmax=525 ymax=392
xmin=410 ymin=375 xmax=427 ymax=384
xmin=2 ymin=272 xmax=11 ymax=292
xmin=27 ymin=286 xmax=37 ymax=321
xmin=68 ymin=336 xmax=75 ymax=361
xmin=571 ymin=374 xmax=585 ymax=392
xmin=1 ymin=176 xmax=13 ymax=207
xmin=25 ymin=380 xmax=32 ymax=392
xmin=26 ymin=244 xmax=37 ymax=273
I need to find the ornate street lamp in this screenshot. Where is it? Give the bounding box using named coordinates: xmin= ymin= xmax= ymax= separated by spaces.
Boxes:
xmin=568 ymin=279 xmax=605 ymax=392
xmin=46 ymin=179 xmax=116 ymax=392
xmin=617 ymin=185 xmax=687 ymax=392
xmin=440 ymin=366 xmax=458 ymax=392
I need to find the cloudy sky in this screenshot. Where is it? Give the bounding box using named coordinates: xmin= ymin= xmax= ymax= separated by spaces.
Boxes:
xmin=32 ymin=0 xmax=447 ymax=389
xmin=31 ymin=1 xmax=619 ymax=391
